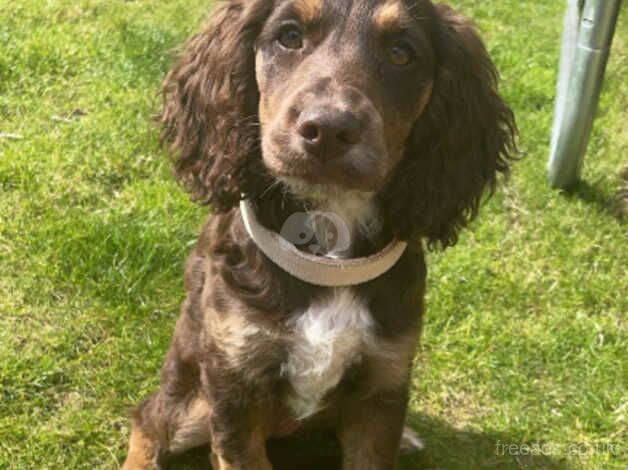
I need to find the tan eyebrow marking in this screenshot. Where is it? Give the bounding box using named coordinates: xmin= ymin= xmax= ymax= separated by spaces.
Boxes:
xmin=374 ymin=0 xmax=414 ymax=31
xmin=293 ymin=0 xmax=323 ymax=24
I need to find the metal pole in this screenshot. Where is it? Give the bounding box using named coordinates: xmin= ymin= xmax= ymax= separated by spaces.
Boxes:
xmin=548 ymin=0 xmax=621 ymax=189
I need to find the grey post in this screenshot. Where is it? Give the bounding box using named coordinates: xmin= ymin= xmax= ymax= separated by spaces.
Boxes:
xmin=548 ymin=0 xmax=621 ymax=189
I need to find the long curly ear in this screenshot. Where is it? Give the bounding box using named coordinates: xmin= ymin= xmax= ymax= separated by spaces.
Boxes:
xmin=382 ymin=4 xmax=517 ymax=249
xmin=160 ymin=1 xmax=272 ymax=211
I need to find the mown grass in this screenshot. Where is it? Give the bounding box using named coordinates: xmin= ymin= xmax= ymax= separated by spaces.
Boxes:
xmin=0 ymin=1 xmax=626 ymax=469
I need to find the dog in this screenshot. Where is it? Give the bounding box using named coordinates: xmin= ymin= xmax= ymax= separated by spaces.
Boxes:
xmin=122 ymin=0 xmax=516 ymax=468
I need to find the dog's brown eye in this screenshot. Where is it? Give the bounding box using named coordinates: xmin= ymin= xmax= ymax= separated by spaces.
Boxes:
xmin=278 ymin=25 xmax=303 ymax=50
xmin=387 ymin=42 xmax=414 ymax=67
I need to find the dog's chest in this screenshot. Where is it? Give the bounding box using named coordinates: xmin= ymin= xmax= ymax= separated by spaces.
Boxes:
xmin=281 ymin=288 xmax=374 ymax=419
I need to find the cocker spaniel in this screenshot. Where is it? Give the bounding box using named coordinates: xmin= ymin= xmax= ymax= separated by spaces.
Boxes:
xmin=122 ymin=0 xmax=516 ymax=468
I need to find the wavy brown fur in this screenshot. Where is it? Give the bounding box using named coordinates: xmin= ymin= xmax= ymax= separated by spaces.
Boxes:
xmin=126 ymin=1 xmax=519 ymax=468
xmin=160 ymin=0 xmax=273 ymax=212
xmin=381 ymin=5 xmax=517 ymax=248
xmin=161 ymin=1 xmax=516 ymax=249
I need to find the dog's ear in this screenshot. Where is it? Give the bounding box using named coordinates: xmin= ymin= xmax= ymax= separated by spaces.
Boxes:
xmin=160 ymin=1 xmax=272 ymax=211
xmin=382 ymin=4 xmax=517 ymax=249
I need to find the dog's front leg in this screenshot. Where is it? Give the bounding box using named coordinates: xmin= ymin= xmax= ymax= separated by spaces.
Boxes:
xmin=338 ymin=387 xmax=409 ymax=470
xmin=209 ymin=403 xmax=272 ymax=470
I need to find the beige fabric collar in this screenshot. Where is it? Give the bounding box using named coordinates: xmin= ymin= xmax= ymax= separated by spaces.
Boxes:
xmin=240 ymin=200 xmax=407 ymax=287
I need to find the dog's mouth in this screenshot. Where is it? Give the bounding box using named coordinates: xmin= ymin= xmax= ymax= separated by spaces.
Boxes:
xmin=261 ymin=144 xmax=388 ymax=193
xmin=277 ymin=176 xmax=360 ymax=203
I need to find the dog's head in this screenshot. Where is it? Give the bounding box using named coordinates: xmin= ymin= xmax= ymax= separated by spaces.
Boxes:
xmin=161 ymin=0 xmax=516 ymax=248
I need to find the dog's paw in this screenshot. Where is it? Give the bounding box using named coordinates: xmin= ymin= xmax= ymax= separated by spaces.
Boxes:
xmin=399 ymin=426 xmax=424 ymax=455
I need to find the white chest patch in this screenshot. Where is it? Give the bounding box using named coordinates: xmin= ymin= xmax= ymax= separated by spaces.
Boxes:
xmin=281 ymin=288 xmax=374 ymax=419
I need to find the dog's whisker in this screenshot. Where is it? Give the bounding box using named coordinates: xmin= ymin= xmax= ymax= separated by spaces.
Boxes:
xmin=259 ymin=178 xmax=283 ymax=198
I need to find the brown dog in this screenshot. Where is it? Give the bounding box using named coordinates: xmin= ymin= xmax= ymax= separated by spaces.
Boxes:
xmin=122 ymin=0 xmax=516 ymax=468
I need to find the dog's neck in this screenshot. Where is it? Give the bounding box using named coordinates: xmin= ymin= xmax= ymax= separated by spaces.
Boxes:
xmin=254 ymin=180 xmax=387 ymax=259
xmin=303 ymin=189 xmax=381 ymax=259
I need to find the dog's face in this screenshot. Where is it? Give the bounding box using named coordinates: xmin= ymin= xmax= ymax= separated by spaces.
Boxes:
xmin=161 ymin=0 xmax=516 ymax=247
xmin=255 ymin=0 xmax=435 ymax=192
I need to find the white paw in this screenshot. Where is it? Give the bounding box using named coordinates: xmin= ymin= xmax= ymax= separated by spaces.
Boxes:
xmin=399 ymin=426 xmax=425 ymax=455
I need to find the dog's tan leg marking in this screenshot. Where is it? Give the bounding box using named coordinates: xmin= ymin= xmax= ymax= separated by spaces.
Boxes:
xmin=123 ymin=394 xmax=212 ymax=469
xmin=210 ymin=431 xmax=272 ymax=470
xmin=339 ymin=392 xmax=408 ymax=470
xmin=169 ymin=397 xmax=213 ymax=454
xmin=210 ymin=408 xmax=272 ymax=470
xmin=210 ymin=451 xmax=272 ymax=470
xmin=122 ymin=425 xmax=159 ymax=470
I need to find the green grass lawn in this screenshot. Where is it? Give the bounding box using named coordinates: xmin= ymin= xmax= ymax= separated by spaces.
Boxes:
xmin=0 ymin=0 xmax=626 ymax=468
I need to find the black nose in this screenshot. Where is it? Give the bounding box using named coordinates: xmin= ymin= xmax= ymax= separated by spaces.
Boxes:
xmin=296 ymin=107 xmax=362 ymax=160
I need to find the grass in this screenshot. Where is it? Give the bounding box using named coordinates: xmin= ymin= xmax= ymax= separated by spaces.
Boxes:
xmin=0 ymin=0 xmax=625 ymax=468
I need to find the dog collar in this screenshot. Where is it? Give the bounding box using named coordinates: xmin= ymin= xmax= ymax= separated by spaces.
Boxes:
xmin=240 ymin=200 xmax=407 ymax=287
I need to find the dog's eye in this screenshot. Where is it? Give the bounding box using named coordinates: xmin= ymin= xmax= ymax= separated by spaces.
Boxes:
xmin=277 ymin=25 xmax=303 ymax=50
xmin=387 ymin=42 xmax=415 ymax=67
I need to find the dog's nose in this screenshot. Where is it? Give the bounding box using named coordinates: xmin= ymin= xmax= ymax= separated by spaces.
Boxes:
xmin=296 ymin=107 xmax=362 ymax=160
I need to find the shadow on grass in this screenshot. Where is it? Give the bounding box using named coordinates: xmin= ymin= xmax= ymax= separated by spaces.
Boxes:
xmin=563 ymin=179 xmax=626 ymax=221
xmin=163 ymin=414 xmax=571 ymax=470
